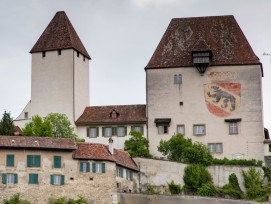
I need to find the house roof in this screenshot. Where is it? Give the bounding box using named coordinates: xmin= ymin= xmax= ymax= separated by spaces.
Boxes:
xmin=0 ymin=136 xmax=76 ymax=150
xmin=30 ymin=11 xmax=90 ymax=59
xmin=73 ymin=143 xmax=116 ymax=162
xmin=146 ymin=15 xmax=260 ymax=69
xmin=76 ymin=105 xmax=147 ymax=125
xmin=113 ymin=149 xmax=139 ymax=171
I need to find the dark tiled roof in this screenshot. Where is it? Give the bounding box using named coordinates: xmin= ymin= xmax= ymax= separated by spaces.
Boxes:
xmin=30 ymin=11 xmax=90 ymax=59
xmin=0 ymin=136 xmax=76 ymax=150
xmin=76 ymin=105 xmax=147 ymax=125
xmin=113 ymin=149 xmax=139 ymax=171
xmin=73 ymin=143 xmax=116 ymax=162
xmin=146 ymin=15 xmax=260 ymax=69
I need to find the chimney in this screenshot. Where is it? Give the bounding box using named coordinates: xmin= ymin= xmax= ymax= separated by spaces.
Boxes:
xmin=108 ymin=137 xmax=114 ymax=155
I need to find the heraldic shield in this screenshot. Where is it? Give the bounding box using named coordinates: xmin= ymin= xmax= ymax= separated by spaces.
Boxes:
xmin=204 ymin=83 xmax=241 ymax=117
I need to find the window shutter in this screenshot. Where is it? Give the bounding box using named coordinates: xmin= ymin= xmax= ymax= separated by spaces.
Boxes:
xmin=87 ymin=128 xmax=90 ymax=137
xmin=14 ymin=174 xmax=18 ymax=184
xmin=112 ymin=127 xmax=116 ymax=136
xmin=27 ymin=155 xmax=33 ymax=167
xmin=102 ymin=127 xmax=105 ymax=136
xmin=7 ymin=155 xmax=14 ymax=167
xmin=125 ymin=127 xmax=127 ymax=136
xmin=80 ymin=162 xmax=83 ymax=172
xmin=92 ymin=163 xmax=96 ymax=173
xmin=121 ymin=168 xmax=123 ymax=178
xmin=54 ymin=156 xmax=61 ymax=168
xmin=86 ymin=162 xmax=90 ymax=172
xmin=61 ymin=175 xmax=65 ymax=185
xmin=141 ymin=126 xmax=144 ymax=135
xmin=126 ymin=169 xmax=128 ymax=180
xmin=35 ymin=155 xmax=41 ymax=167
xmin=50 ymin=175 xmax=54 ymax=185
xmin=130 ymin=171 xmax=133 ymax=180
xmin=102 ymin=163 xmax=106 ymax=173
xmin=2 ymin=173 xmax=6 ymax=184
xmin=96 ymin=127 xmax=99 ymax=137
xmin=35 ymin=174 xmax=39 ymax=184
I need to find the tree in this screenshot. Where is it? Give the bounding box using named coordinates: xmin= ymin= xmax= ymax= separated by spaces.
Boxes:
xmin=22 ymin=115 xmax=53 ymax=137
xmin=22 ymin=113 xmax=84 ymax=142
xmin=124 ymin=130 xmax=151 ymax=157
xmin=0 ymin=110 xmax=15 ymax=136
xmin=157 ymin=134 xmax=213 ymax=165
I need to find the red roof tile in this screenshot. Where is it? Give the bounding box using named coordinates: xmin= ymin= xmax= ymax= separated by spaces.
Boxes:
xmin=73 ymin=143 xmax=116 ymax=162
xmin=30 ymin=11 xmax=90 ymax=59
xmin=113 ymin=149 xmax=139 ymax=171
xmin=0 ymin=136 xmax=76 ymax=150
xmin=146 ymin=15 xmax=260 ymax=69
xmin=76 ymin=105 xmax=146 ymax=125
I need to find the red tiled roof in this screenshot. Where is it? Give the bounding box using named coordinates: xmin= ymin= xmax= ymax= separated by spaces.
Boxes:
xmin=0 ymin=136 xmax=76 ymax=150
xmin=146 ymin=15 xmax=260 ymax=69
xmin=73 ymin=143 xmax=116 ymax=162
xmin=76 ymin=105 xmax=147 ymax=125
xmin=113 ymin=149 xmax=139 ymax=171
xmin=30 ymin=11 xmax=90 ymax=59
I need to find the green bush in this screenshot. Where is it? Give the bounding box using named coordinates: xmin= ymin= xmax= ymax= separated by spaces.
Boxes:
xmin=212 ymin=158 xmax=262 ymax=166
xmin=222 ymin=173 xmax=243 ymax=200
xmin=146 ymin=185 xmax=159 ymax=195
xmin=49 ymin=197 xmax=67 ymax=204
xmin=167 ymin=181 xmax=182 ymax=195
xmin=183 ymin=164 xmax=213 ymax=193
xmin=262 ymin=166 xmax=271 ymax=182
xmin=197 ymin=182 xmax=217 ymax=197
xmin=50 ymin=196 xmax=87 ymax=204
xmin=4 ymin=194 xmax=31 ymax=204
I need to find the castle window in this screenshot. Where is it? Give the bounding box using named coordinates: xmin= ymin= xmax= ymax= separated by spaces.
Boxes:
xmin=58 ymin=49 xmax=61 ymax=55
xmin=53 ymin=156 xmax=61 ymax=168
xmin=191 ymin=51 xmax=212 ymax=75
xmin=77 ymin=51 xmax=79 ymax=58
xmin=126 ymin=169 xmax=133 ymax=181
xmin=29 ymin=173 xmax=39 ymax=184
xmin=155 ymin=118 xmax=171 ymax=135
xmin=116 ymin=167 xmax=124 ymax=178
xmin=193 ymin=124 xmax=205 ymax=136
xmin=158 ymin=125 xmax=168 ymax=134
xmin=208 ymin=143 xmax=223 ymax=153
xmin=87 ymin=127 xmax=99 ymax=137
xmin=42 ymin=51 xmax=46 ymax=57
xmin=24 ymin=112 xmax=28 ymax=119
xmin=83 ymin=56 xmax=85 ymax=61
xmin=92 ymin=162 xmax=106 ymax=173
xmin=80 ymin=162 xmax=90 ymax=172
xmin=50 ymin=175 xmax=64 ymax=185
xmin=131 ymin=126 xmax=144 ymax=134
xmin=174 ymin=74 xmax=182 ymax=84
xmin=117 ymin=127 xmax=127 ymax=137
xmin=177 ymin=125 xmax=185 ymax=135
xmin=6 ymin=154 xmax=14 ymax=167
xmin=225 ymin=118 xmax=241 ymax=135
xmin=2 ymin=173 xmax=18 ymax=184
xmin=27 ymin=155 xmax=41 ymax=167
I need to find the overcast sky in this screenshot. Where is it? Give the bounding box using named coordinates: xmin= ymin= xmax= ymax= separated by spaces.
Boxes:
xmin=0 ymin=0 xmax=271 ymax=131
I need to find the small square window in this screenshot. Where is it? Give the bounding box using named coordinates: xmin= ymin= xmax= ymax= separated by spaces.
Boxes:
xmin=177 ymin=125 xmax=185 ymax=135
xmin=208 ymin=143 xmax=223 ymax=153
xmin=158 ymin=125 xmax=168 ymax=134
xmin=29 ymin=173 xmax=38 ymax=184
xmin=193 ymin=125 xmax=205 ymax=136
xmin=174 ymin=74 xmax=182 ymax=84
xmin=229 ymin=122 xmax=238 ymax=134
xmin=117 ymin=127 xmax=126 ymax=137
xmin=87 ymin=127 xmax=99 ymax=137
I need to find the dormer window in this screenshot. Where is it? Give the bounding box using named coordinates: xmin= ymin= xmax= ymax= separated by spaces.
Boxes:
xmin=110 ymin=110 xmax=119 ymax=119
xmin=192 ymin=51 xmax=212 ymax=75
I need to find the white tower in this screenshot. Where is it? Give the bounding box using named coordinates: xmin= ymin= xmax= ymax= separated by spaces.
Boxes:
xmin=15 ymin=11 xmax=90 ymax=127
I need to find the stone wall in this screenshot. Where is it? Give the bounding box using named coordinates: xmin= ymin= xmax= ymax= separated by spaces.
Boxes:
xmin=133 ymin=157 xmax=261 ymax=192
xmin=0 ymin=149 xmax=117 ymax=204
xmin=118 ymin=193 xmax=266 ymax=204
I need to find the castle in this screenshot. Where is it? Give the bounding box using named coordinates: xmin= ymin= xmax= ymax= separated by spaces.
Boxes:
xmin=14 ymin=11 xmax=265 ymax=160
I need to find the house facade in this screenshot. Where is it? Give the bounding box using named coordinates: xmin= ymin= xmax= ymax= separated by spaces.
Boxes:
xmin=0 ymin=136 xmax=138 ymax=203
xmin=76 ymin=105 xmax=147 ymax=149
xmin=145 ymin=16 xmax=264 ymax=160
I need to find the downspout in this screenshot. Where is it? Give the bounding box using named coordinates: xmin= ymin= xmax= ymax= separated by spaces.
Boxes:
xmin=73 ymin=50 xmax=75 ymax=123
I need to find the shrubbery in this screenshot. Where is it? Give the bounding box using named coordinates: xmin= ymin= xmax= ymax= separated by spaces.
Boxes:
xmin=212 ymin=158 xmax=262 ymax=166
xmin=197 ymin=182 xmax=218 ymax=197
xmin=49 ymin=196 xmax=87 ymax=204
xmin=222 ymin=173 xmax=243 ymax=199
xmin=4 ymin=194 xmax=31 ymax=204
xmin=167 ymin=181 xmax=182 ymax=195
xmin=183 ymin=164 xmax=213 ymax=193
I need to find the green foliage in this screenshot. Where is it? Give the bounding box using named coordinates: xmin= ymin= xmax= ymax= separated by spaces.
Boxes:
xmin=183 ymin=164 xmax=213 ymax=193
xmin=22 ymin=115 xmax=53 ymax=136
xmin=4 ymin=193 xmax=31 ymax=204
xmin=22 ymin=113 xmax=83 ymax=141
xmin=242 ymin=167 xmax=267 ymax=201
xmin=124 ymin=130 xmax=151 ymax=157
xmin=222 ymin=173 xmax=243 ymax=199
xmin=182 ymin=142 xmax=213 ymax=166
xmin=158 ymin=134 xmax=213 ymax=165
xmin=212 ymin=157 xmax=262 ymax=166
xmin=0 ymin=110 xmax=15 ymax=136
xmin=167 ymin=180 xmax=182 ymax=195
xmin=50 ymin=196 xmax=87 ymax=204
xmin=146 ymin=185 xmax=159 ymax=195
xmin=197 ymin=182 xmax=218 ymax=197
xmin=262 ymin=166 xmax=271 ymax=182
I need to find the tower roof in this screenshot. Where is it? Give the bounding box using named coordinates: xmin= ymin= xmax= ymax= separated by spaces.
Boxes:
xmin=146 ymin=15 xmax=260 ymax=69
xmin=30 ymin=11 xmax=90 ymax=59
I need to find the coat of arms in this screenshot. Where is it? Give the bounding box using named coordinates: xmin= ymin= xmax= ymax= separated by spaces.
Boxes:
xmin=204 ymin=83 xmax=241 ymax=117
